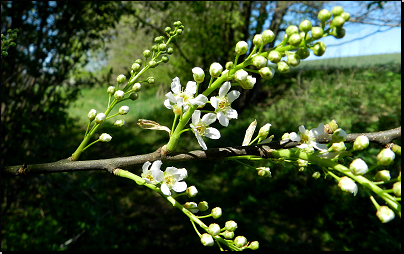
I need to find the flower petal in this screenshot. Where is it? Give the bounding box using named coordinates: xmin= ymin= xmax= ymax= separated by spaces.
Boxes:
xmin=185 ymin=81 xmax=197 ymax=95
xmin=289 ymin=132 xmax=301 ymax=142
xmin=224 ymin=108 xmax=238 ymax=119
xmin=165 ymin=92 xmax=177 ymax=103
xmin=217 ymin=111 xmax=229 ymax=127
xmin=298 ymin=125 xmax=306 ymax=134
xmin=210 ymin=97 xmax=219 ymax=109
xmin=172 ymin=181 xmax=187 ymax=193
xmin=311 ymin=123 xmax=324 ymax=137
xmin=160 ymin=183 xmax=172 ymax=196
xmin=192 ymin=110 xmax=201 ymax=125
xmin=205 ymin=127 xmax=221 ymax=139
xmin=150 ymin=160 xmax=163 ymax=172
xmin=201 ymin=113 xmax=217 ymax=126
xmin=219 ymin=81 xmax=231 ymax=97
xmin=171 ymin=77 xmax=181 ymax=94
xmin=142 ymin=161 xmax=151 ymax=174
xmin=190 ymin=94 xmax=208 ymax=106
xmin=164 ymin=99 xmax=173 ymax=109
xmin=227 ymin=90 xmax=241 ymax=103
xmin=313 ymin=142 xmax=328 ymax=151
xmin=196 ymin=134 xmax=208 ymax=150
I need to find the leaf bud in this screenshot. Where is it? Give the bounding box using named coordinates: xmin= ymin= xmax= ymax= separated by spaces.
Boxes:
xmin=268 ymin=50 xmax=282 ymax=63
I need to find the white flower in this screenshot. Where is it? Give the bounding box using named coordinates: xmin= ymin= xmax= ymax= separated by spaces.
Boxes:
xmin=190 ymin=110 xmax=221 ymax=150
xmin=349 ymin=158 xmax=368 ymax=175
xmin=192 ymin=67 xmax=205 ymax=83
xmin=290 ymin=123 xmax=327 ymax=152
xmin=99 ymin=133 xmax=112 ymax=142
xmin=338 ymin=176 xmax=358 ymax=196
xmin=210 ymin=81 xmax=240 ymax=127
xmin=160 ymin=166 xmax=188 ymax=196
xmin=164 ymin=77 xmax=207 ymax=113
xmin=141 ymin=160 xmax=164 ymax=185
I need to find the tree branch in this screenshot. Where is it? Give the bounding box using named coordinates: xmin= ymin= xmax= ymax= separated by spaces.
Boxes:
xmin=2 ymin=127 xmax=400 ymax=176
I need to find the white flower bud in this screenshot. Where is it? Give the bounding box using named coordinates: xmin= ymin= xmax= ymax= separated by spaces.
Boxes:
xmin=353 ymin=135 xmax=369 ymax=151
xmin=116 ymin=74 xmax=126 ymax=84
xmin=338 ymin=176 xmax=358 ymax=196
xmin=223 ymin=230 xmax=234 ymax=239
xmin=241 ymin=75 xmax=256 ymax=89
xmin=249 ymin=241 xmax=260 ymax=250
xmin=375 ymin=170 xmax=390 ymax=182
xmin=330 ymin=141 xmax=346 ymax=152
xmin=107 ymin=86 xmax=115 ymax=94
xmin=192 ymin=67 xmax=205 ymax=83
xmin=377 ymin=148 xmax=395 ymax=165
xmin=209 ymin=62 xmax=223 ymax=78
xmin=184 ymin=202 xmax=199 ymax=213
xmin=224 ymin=220 xmax=237 ymax=231
xmin=114 ymin=119 xmax=125 ymax=127
xmin=376 ymin=206 xmax=395 ymax=223
xmin=211 ymin=207 xmax=222 ymax=219
xmin=186 ymin=185 xmax=198 ymax=197
xmin=207 ymin=223 xmax=221 ymax=236
xmin=234 ymin=69 xmax=248 ymax=84
xmin=99 ymin=133 xmax=112 ymax=142
xmin=349 ymin=158 xmax=368 ymax=175
xmin=132 ymin=83 xmax=141 ymax=92
xmin=95 ymin=113 xmax=106 ymax=124
xmin=87 ymin=109 xmax=97 ymax=121
xmin=253 ymin=34 xmax=263 ymax=47
xmin=234 ymin=235 xmax=248 ymax=248
xmin=119 ymin=105 xmax=130 ymax=115
xmin=258 ymin=123 xmax=271 ymax=142
xmin=131 ymin=63 xmax=141 ymax=72
xmin=235 ymin=41 xmax=249 ymax=55
xmin=257 ymin=167 xmax=271 ymax=177
xmin=262 ymin=29 xmax=275 ymax=44
xmin=259 ymin=67 xmax=275 ymax=80
xmin=393 ymin=182 xmax=401 ymax=196
xmin=114 ymin=90 xmax=125 ymax=100
xmin=200 ymin=233 xmax=214 ymax=247
xmin=252 ymin=55 xmax=267 ymax=69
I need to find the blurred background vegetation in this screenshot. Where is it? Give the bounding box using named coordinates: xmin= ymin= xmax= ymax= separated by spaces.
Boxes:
xmin=1 ymin=1 xmax=401 ymax=251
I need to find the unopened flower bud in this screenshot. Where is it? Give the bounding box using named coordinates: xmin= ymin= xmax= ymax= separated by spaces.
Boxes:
xmin=132 ymin=83 xmax=141 ymax=92
xmin=147 ymin=77 xmax=155 ymax=84
xmin=375 ymin=170 xmax=391 ymax=182
xmin=184 ymin=202 xmax=199 ymax=213
xmin=209 ymin=62 xmax=223 ymax=78
xmin=330 ymin=141 xmax=346 ymax=152
xmin=252 ymin=55 xmax=267 ymax=69
xmin=252 ymin=34 xmax=263 ymax=47
xmin=186 ymin=185 xmax=198 ymax=197
xmin=114 ymin=119 xmax=125 ymax=127
xmin=332 ymin=27 xmax=346 ymax=39
xmin=119 ymin=105 xmax=130 ymax=115
xmin=211 ymin=207 xmax=222 ymax=219
xmin=332 ymin=16 xmax=346 ymax=28
xmin=318 ymin=9 xmax=332 ymax=22
xmin=207 ymin=223 xmax=221 ymax=236
xmin=377 ymin=148 xmax=395 ymax=166
xmin=277 ymin=61 xmax=290 ymax=73
xmin=261 ymin=29 xmax=275 ymax=44
xmin=259 ymin=67 xmax=275 ymax=80
xmin=268 ymin=50 xmax=282 ymax=63
xmin=331 ymin=6 xmax=344 ymax=16
xmin=192 ymin=67 xmax=205 ymax=83
xmin=225 ymin=220 xmax=237 ymax=231
xmin=234 ymin=69 xmax=248 ymax=83
xmin=241 ymin=75 xmax=256 ymax=89
xmin=116 ymin=74 xmax=126 ymax=84
xmin=299 ymin=20 xmax=312 ymax=33
xmin=376 ymin=206 xmax=395 ymax=223
xmin=99 ymin=133 xmax=112 ymax=142
xmin=143 ymin=49 xmax=151 ymax=58
xmin=258 ymin=123 xmax=271 ymax=141
xmin=349 ymin=158 xmax=368 ymax=175
xmin=235 ymin=41 xmax=249 ymax=55
xmin=287 ymin=53 xmax=301 ymax=67
xmin=288 ymin=33 xmax=302 ymax=47
xmin=198 ymin=201 xmax=209 ymax=212
xmin=311 ymin=41 xmax=326 ymax=56
xmin=130 ymin=92 xmax=139 ymax=101
xmin=341 ymin=12 xmax=350 ymax=22
xmin=161 ymin=55 xmax=169 ymax=63
xmin=107 ymin=86 xmax=115 ymax=94
xmin=312 ymin=171 xmax=321 ymax=179
xmin=87 ymin=109 xmax=97 ymax=121
xmin=257 ymin=167 xmax=271 ymax=177
xmin=131 ymin=63 xmax=141 ymax=72
xmin=338 ymin=176 xmax=358 ymax=196
xmin=95 ymin=113 xmax=106 ymax=124
xmin=149 ymin=60 xmax=158 ymax=68
xmin=200 ymin=233 xmax=214 ymax=247
xmin=353 ymin=135 xmax=369 ymax=151
xmin=311 ymin=26 xmax=324 ymax=39
xmin=297 ymin=47 xmax=310 ymax=59
xmin=225 ymin=61 xmax=234 ymax=70
xmin=158 ymin=43 xmax=167 ymax=51
xmin=167 ymin=47 xmax=174 ymax=54
xmin=249 ymin=241 xmax=259 ymax=250
xmin=286 ymin=25 xmax=299 ymax=36
xmin=114 ymin=90 xmax=125 ymax=100
xmin=332 ymin=128 xmax=347 ymax=143
xmin=222 ymin=230 xmax=234 ymax=239
xmin=234 ymin=236 xmax=248 ymax=248
xmin=393 ymin=182 xmax=401 ymax=197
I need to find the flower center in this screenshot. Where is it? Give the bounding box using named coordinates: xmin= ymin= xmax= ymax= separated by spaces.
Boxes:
xmin=218 ymin=97 xmax=230 ymax=111
xmin=178 ymin=91 xmax=192 ymax=104
xmin=142 ymin=171 xmax=155 ymax=183
xmin=164 ymin=172 xmax=175 ymax=188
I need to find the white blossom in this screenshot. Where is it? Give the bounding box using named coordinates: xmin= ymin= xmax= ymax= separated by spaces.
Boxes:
xmin=190 ymin=110 xmax=221 ymax=150
xmin=210 ymin=81 xmax=240 ymax=127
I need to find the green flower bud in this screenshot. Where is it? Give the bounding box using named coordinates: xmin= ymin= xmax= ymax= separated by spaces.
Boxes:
xmin=311 ymin=26 xmax=324 ymax=40
xmin=234 ymin=236 xmax=248 ymax=248
xmin=209 ymin=62 xmax=223 ymax=78
xmin=116 ymin=74 xmax=126 ymax=84
xmin=130 ymin=92 xmax=139 ymax=101
xmin=158 ymin=43 xmax=167 ymax=51
xmin=225 ymin=61 xmax=234 ymax=70
xmin=200 ymin=233 xmax=214 ymax=247
xmin=268 ymin=50 xmax=282 ymax=63
xmin=176 ymin=28 xmax=183 ymax=35
xmin=375 ymin=170 xmax=391 ymax=182
xmin=114 ymin=119 xmax=125 ymax=127
xmin=151 ymin=45 xmax=159 ymax=52
xmin=287 ymin=53 xmax=300 ymax=67
xmin=164 ymin=26 xmax=171 ymax=33
xmin=184 ymin=202 xmax=199 ymax=213
xmin=167 ymin=47 xmax=174 ymax=54
xmin=211 ymin=207 xmax=222 ymax=219
xmin=241 ymin=75 xmax=256 ymax=89
xmin=261 ymin=29 xmax=275 ymax=44
xmin=235 ymin=40 xmax=249 ymax=55
xmin=249 ymin=241 xmax=259 ymax=250
xmin=132 ymin=83 xmax=141 ymax=92
xmin=318 ymin=9 xmax=332 ymax=22
xmin=147 ymin=77 xmax=155 ymax=84
xmin=87 ymin=109 xmax=97 ymax=121
xmin=143 ymin=49 xmax=151 ymax=58
xmin=173 ymin=21 xmax=182 ymax=27
xmin=114 ymin=90 xmax=125 ymax=100
xmin=99 ymin=133 xmax=112 ymax=142
xmin=161 ymin=55 xmax=169 ymax=63
xmin=286 ymin=25 xmax=299 ymax=36
xmin=135 ymin=59 xmax=142 ymax=65
xmin=299 ymin=20 xmax=312 ymax=33
xmin=149 ymin=60 xmax=158 ymax=68
xmin=329 ymin=141 xmax=346 ymax=152
xmin=259 ymin=67 xmax=275 ymax=80
xmin=198 ymin=201 xmax=209 ymax=212
xmin=107 ymin=86 xmax=115 ymax=95
xmin=377 ymin=148 xmax=395 ymax=165
xmin=311 ymin=41 xmax=326 ymax=56
xmin=393 ymin=182 xmax=401 ymax=197
xmin=353 ymin=135 xmax=369 ymax=151
xmin=222 ymin=230 xmax=234 ymax=239
xmin=297 ymin=47 xmax=310 ymax=59
xmin=332 ymin=27 xmax=346 ymax=39
xmin=131 ymin=63 xmax=141 ymax=72
xmin=253 ymin=34 xmax=263 ymax=47
xmin=312 ymin=171 xmax=321 ymax=179
xmin=288 ymin=33 xmax=302 ymax=47
xmin=341 ymin=12 xmax=350 ymax=22
xmin=331 ymin=6 xmax=344 ymax=16
xmin=207 ymin=223 xmax=221 ymax=236
xmin=257 ymin=167 xmax=271 ymax=177
xmin=252 ymin=55 xmax=267 ymax=69
xmin=332 ymin=16 xmax=346 ymax=28
xmin=277 ymin=61 xmax=290 ymax=73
